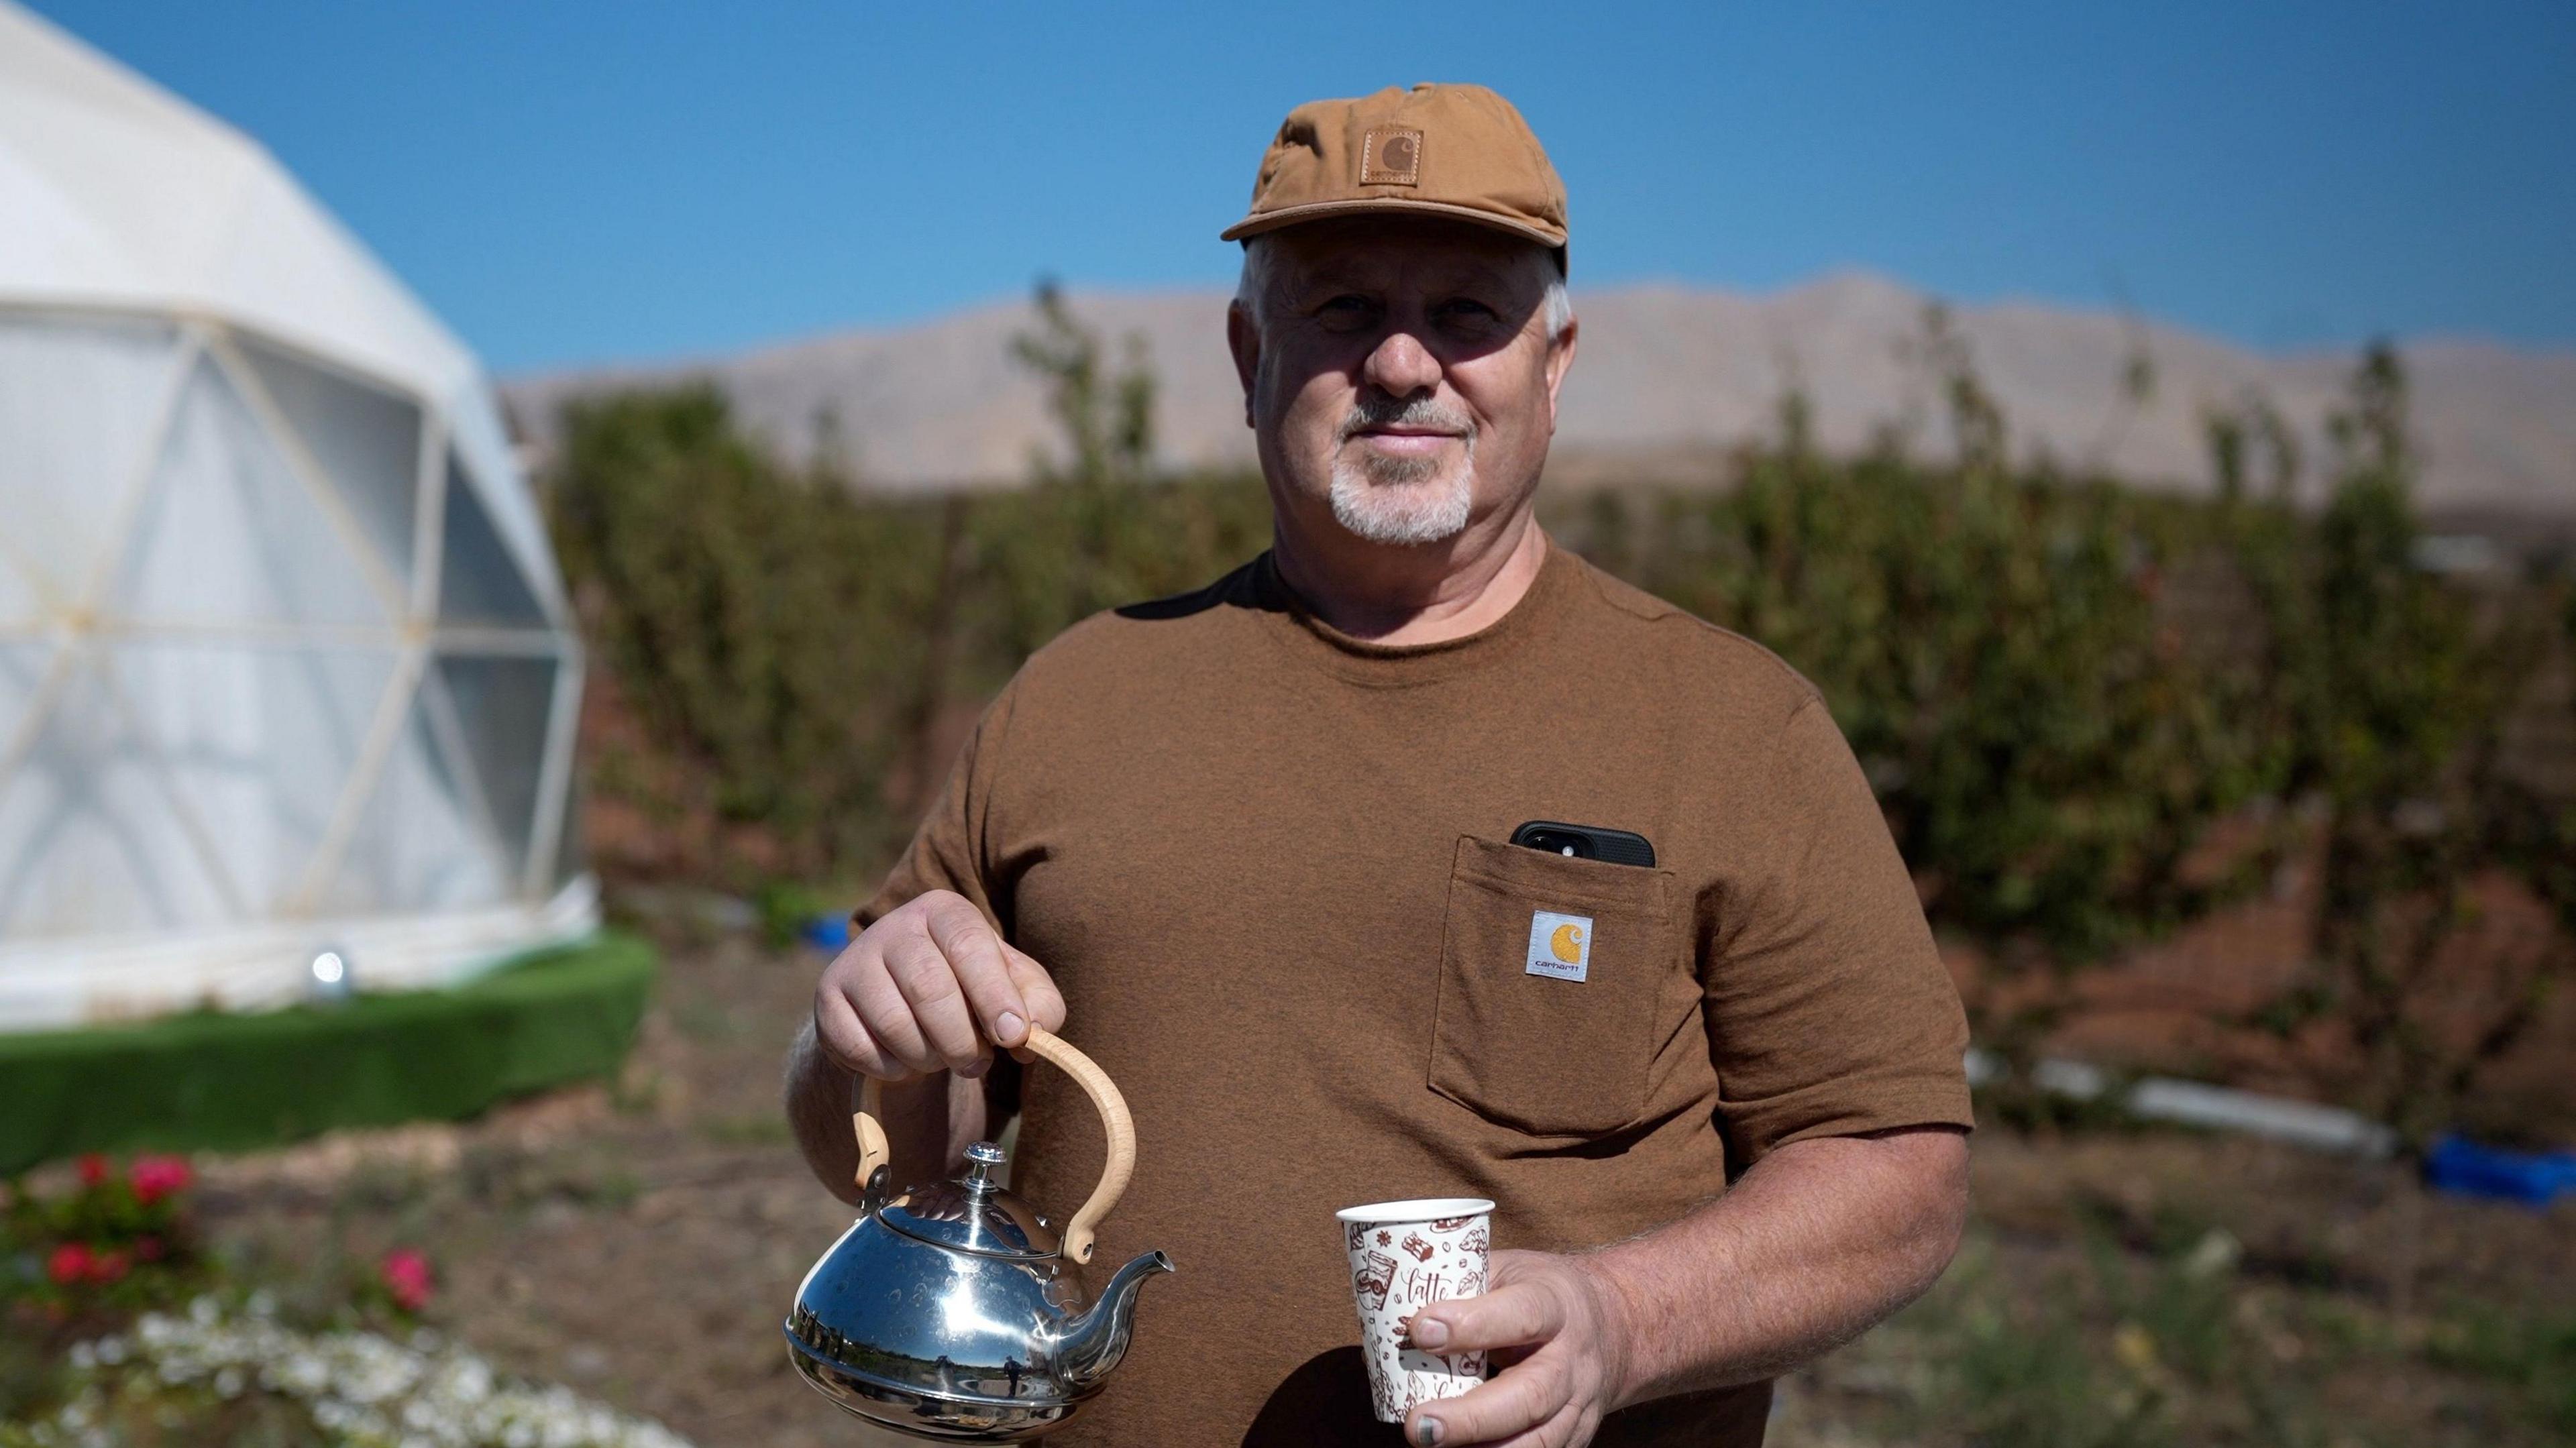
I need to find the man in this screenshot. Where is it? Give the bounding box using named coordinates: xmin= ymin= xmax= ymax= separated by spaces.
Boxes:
xmin=788 ymin=83 xmax=1972 ymax=1447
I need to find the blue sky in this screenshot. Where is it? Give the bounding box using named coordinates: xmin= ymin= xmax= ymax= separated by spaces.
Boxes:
xmin=29 ymin=1 xmax=2576 ymax=373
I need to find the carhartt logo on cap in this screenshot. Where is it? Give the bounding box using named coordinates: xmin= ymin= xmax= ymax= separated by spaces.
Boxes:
xmin=1359 ymin=126 xmax=1422 ymax=186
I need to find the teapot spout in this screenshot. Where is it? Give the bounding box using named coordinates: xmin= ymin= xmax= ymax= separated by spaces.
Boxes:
xmin=1050 ymin=1250 xmax=1174 ymax=1393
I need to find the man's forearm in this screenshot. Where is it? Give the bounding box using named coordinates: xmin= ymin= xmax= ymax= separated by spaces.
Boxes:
xmin=784 ymin=1019 xmax=985 ymax=1205
xmin=1590 ymin=1127 xmax=1970 ymax=1404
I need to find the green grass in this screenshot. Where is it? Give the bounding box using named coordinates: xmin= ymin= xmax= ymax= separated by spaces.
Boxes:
xmin=2425 ymin=1304 xmax=2576 ymax=1439
xmin=0 ymin=934 xmax=657 ymax=1174
xmin=1825 ymin=1223 xmax=2573 ymax=1448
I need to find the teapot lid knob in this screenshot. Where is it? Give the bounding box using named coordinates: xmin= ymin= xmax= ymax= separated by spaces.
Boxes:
xmin=963 ymin=1140 xmax=1007 ymax=1186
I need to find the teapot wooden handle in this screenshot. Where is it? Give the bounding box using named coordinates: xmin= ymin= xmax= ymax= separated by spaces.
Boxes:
xmin=851 ymin=1025 xmax=1136 ymax=1265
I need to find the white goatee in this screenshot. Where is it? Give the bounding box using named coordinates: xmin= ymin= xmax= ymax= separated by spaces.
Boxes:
xmin=1329 ymin=398 xmax=1477 ymax=545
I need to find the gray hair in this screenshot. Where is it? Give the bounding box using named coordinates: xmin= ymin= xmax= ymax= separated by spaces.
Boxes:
xmin=1233 ymin=233 xmax=1574 ymax=341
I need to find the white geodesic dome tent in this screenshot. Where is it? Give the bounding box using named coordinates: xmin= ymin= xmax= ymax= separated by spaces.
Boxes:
xmin=0 ymin=1 xmax=594 ymax=1030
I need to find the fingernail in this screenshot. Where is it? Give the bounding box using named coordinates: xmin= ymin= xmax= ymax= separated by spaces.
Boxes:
xmin=1411 ymin=1317 xmax=1448 ymax=1349
xmin=959 ymin=1056 xmax=989 ymax=1079
xmin=1415 ymin=1416 xmax=1443 ymax=1446
xmin=997 ymin=1011 xmax=1025 ymax=1044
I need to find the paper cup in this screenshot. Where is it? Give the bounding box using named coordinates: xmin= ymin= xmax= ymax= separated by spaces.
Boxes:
xmin=1336 ymin=1197 xmax=1493 ymax=1423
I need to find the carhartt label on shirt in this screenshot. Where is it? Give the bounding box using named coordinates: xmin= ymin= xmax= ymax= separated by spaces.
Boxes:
xmin=1524 ymin=910 xmax=1593 ymax=981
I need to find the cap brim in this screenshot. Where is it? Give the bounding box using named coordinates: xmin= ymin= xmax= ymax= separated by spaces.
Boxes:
xmin=1220 ymin=197 xmax=1566 ymax=251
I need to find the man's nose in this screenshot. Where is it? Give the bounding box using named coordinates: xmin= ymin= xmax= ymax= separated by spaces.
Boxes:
xmin=1360 ymin=328 xmax=1441 ymax=398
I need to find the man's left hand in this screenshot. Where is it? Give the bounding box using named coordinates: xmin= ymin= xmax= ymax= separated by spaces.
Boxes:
xmin=1401 ymin=1248 xmax=1635 ymax=1448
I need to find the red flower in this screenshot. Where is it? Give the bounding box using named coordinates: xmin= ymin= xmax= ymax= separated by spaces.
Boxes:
xmin=128 ymin=1156 xmax=193 ymax=1205
xmin=76 ymin=1155 xmax=109 ymax=1188
xmin=380 ymin=1248 xmax=434 ymax=1313
xmin=89 ymin=1249 xmax=129 ymax=1283
xmin=47 ymin=1243 xmax=93 ymax=1285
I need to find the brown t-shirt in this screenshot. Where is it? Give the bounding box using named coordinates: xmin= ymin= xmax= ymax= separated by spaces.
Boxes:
xmin=857 ymin=539 xmax=1972 ymax=1447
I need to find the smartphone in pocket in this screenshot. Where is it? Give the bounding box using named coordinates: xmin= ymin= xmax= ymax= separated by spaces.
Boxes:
xmin=1508 ymin=820 xmax=1656 ymax=868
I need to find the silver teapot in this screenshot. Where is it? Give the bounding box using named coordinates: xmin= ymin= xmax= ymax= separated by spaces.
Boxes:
xmin=786 ymin=1027 xmax=1173 ymax=1441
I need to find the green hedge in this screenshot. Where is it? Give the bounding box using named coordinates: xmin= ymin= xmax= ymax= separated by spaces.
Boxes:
xmin=0 ymin=933 xmax=657 ymax=1174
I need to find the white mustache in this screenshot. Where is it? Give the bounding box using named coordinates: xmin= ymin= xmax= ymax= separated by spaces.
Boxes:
xmin=1338 ymin=397 xmax=1475 ymax=443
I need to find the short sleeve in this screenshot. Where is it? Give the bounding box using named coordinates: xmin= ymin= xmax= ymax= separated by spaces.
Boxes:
xmin=854 ymin=679 xmax=1022 ymax=934
xmin=1703 ymin=696 xmax=1972 ymax=1164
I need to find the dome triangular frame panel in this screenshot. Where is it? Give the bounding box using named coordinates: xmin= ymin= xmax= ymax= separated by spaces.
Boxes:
xmin=0 ymin=0 xmax=594 ymax=1030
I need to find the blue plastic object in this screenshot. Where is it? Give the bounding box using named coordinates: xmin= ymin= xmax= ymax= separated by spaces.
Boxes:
xmin=799 ymin=914 xmax=853 ymax=952
xmin=2422 ymin=1134 xmax=2576 ymax=1208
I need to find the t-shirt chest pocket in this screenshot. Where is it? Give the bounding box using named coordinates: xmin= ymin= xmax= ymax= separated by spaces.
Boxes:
xmin=1427 ymin=835 xmax=1679 ymax=1137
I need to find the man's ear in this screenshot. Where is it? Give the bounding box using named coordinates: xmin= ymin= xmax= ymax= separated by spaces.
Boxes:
xmin=1226 ymin=301 xmax=1260 ymax=430
xmin=1542 ymin=314 xmax=1579 ymax=436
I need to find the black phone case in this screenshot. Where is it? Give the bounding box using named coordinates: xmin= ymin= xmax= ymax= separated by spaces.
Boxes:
xmin=1509 ymin=820 xmax=1657 ymax=868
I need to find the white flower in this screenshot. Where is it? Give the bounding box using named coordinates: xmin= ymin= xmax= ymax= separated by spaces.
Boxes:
xmin=54 ymin=1299 xmax=695 ymax=1448
xmin=274 ymin=1349 xmax=331 ymax=1397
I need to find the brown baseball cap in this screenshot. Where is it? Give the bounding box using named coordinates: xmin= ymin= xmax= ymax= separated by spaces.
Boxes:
xmin=1221 ymin=83 xmax=1569 ymax=266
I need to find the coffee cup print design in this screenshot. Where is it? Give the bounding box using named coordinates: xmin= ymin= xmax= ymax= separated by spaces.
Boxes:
xmin=1353 ymin=1251 xmax=1396 ymax=1313
xmin=1336 ymin=1198 xmax=1495 ymax=1424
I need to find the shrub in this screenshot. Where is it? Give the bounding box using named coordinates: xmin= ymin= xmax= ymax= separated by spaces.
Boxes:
xmin=547 ymin=388 xmax=952 ymax=875
xmin=2222 ymin=345 xmax=2576 ymax=1148
xmin=3 ymin=1156 xmax=207 ymax=1320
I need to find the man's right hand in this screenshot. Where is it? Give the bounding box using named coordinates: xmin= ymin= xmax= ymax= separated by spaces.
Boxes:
xmin=812 ymin=890 xmax=1067 ymax=1081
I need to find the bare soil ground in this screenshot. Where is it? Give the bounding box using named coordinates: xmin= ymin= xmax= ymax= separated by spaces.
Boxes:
xmin=177 ymin=922 xmax=2575 ymax=1448
xmin=192 ymin=921 xmax=871 ymax=1447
